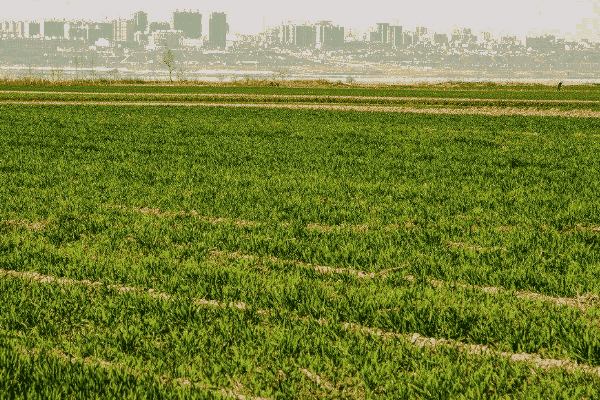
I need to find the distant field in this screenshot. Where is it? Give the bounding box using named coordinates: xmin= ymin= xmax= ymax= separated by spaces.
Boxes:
xmin=2 ymin=84 xmax=600 ymax=398
xmin=1 ymin=78 xmax=600 ymax=101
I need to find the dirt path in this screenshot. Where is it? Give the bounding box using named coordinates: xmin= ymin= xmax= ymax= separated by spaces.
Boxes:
xmin=1 ymin=100 xmax=598 ymax=117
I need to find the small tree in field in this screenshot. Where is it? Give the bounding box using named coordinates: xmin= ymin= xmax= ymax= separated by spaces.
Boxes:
xmin=162 ymin=44 xmax=175 ymax=83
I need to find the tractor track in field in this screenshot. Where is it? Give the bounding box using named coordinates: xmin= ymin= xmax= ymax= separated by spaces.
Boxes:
xmin=1 ymin=100 xmax=600 ymax=117
xmin=4 ymin=266 xmax=600 ymax=381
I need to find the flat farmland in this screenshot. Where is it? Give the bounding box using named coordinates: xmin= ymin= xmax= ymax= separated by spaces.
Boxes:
xmin=2 ymin=82 xmax=600 ymax=398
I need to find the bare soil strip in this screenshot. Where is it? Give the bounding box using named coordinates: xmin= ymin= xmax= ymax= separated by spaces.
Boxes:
xmin=306 ymin=221 xmax=417 ymax=233
xmin=208 ymin=249 xmax=403 ymax=280
xmin=109 ymin=203 xmax=413 ymax=233
xmin=1 ymin=90 xmax=598 ymax=104
xmin=210 ymin=249 xmax=599 ymax=311
xmin=397 ymin=275 xmax=599 ymax=312
xmin=447 ymin=241 xmax=507 ymax=252
xmin=1 ymin=100 xmax=598 ymax=118
xmin=2 ymin=219 xmax=49 ymax=231
xmin=299 ymin=368 xmax=336 ymax=392
xmin=0 ymin=268 xmax=249 ymax=311
xmin=563 ymin=224 xmax=600 ymax=234
xmin=341 ymin=322 xmax=600 ymax=379
xmin=13 ymin=344 xmax=271 ymax=400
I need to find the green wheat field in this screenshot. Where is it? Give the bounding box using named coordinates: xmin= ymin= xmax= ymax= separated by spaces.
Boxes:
xmin=2 ymin=79 xmax=600 ymax=398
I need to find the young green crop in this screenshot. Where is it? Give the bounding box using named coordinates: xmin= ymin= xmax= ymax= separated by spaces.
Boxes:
xmin=3 ymin=88 xmax=600 ymax=396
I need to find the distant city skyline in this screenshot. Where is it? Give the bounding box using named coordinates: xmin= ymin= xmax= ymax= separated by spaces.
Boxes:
xmin=2 ymin=0 xmax=600 ymax=39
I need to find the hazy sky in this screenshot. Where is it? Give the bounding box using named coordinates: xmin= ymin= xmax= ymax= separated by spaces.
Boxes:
xmin=2 ymin=0 xmax=600 ymax=37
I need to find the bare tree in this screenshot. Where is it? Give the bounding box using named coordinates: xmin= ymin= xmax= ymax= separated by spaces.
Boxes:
xmin=162 ymin=44 xmax=175 ymax=83
xmin=74 ymin=55 xmax=82 ymax=81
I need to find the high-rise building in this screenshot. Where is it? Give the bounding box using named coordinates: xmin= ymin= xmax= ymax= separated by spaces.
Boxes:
xmin=376 ymin=23 xmax=390 ymax=43
xmin=209 ymin=12 xmax=228 ymax=47
xmin=134 ymin=11 xmax=148 ymax=33
xmin=41 ymin=20 xmax=65 ymax=38
xmin=451 ymin=28 xmax=477 ymax=45
xmin=114 ymin=18 xmax=135 ymax=42
xmin=479 ymin=31 xmax=492 ymax=43
xmin=2 ymin=21 xmax=18 ymax=36
xmin=27 ymin=22 xmax=40 ymax=37
xmin=279 ymin=24 xmax=292 ymax=45
xmin=501 ymin=36 xmax=517 ymax=45
xmin=293 ymin=25 xmax=315 ymax=47
xmin=576 ymin=17 xmax=599 ymax=39
xmin=389 ymin=25 xmax=403 ymax=47
xmin=414 ymin=26 xmax=428 ymax=43
xmin=316 ymin=22 xmax=344 ymax=48
xmin=173 ymin=10 xmax=202 ymax=39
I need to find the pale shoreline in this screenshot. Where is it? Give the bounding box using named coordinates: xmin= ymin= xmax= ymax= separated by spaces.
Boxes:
xmin=1 ymin=64 xmax=597 ymax=86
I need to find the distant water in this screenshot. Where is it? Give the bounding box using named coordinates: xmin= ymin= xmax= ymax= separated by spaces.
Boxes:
xmin=1 ymin=65 xmax=599 ymax=86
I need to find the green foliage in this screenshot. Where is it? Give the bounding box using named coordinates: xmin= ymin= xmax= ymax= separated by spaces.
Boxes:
xmin=2 ymin=87 xmax=600 ymax=396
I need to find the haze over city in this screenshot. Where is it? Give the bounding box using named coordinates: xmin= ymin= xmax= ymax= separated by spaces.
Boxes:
xmin=3 ymin=0 xmax=600 ymax=38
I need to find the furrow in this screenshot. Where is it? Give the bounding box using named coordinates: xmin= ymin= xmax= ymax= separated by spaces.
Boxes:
xmin=210 ymin=248 xmax=598 ymax=311
xmin=208 ymin=249 xmax=404 ymax=279
xmin=0 ymin=268 xmax=251 ymax=312
xmin=395 ymin=275 xmax=599 ymax=312
xmin=340 ymin=323 xmax=600 ymax=379
xmin=299 ymin=367 xmax=337 ymax=392
xmin=109 ymin=203 xmax=415 ymax=233
xmin=1 ymin=219 xmax=49 ymax=232
xmin=447 ymin=241 xmax=507 ymax=252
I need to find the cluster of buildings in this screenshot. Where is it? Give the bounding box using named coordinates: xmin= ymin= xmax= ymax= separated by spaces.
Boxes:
xmin=0 ymin=10 xmax=229 ymax=50
xmin=0 ymin=11 xmax=597 ymax=71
